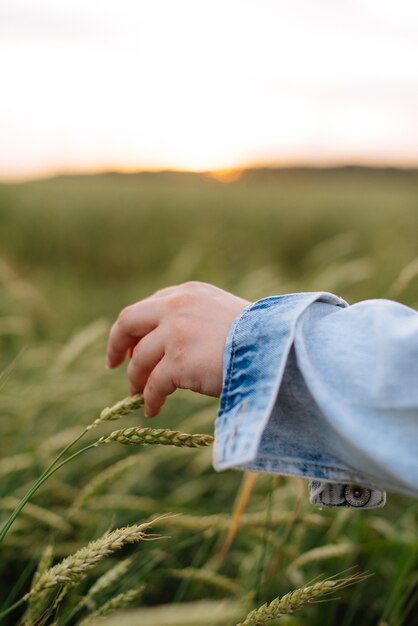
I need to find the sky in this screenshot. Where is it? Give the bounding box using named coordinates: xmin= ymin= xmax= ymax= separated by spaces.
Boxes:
xmin=0 ymin=0 xmax=418 ymax=179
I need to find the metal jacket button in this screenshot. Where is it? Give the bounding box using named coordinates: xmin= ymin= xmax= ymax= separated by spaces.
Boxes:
xmin=344 ymin=484 xmax=371 ymax=507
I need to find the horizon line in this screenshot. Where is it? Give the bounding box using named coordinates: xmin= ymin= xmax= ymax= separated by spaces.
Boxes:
xmin=1 ymin=159 xmax=418 ymax=184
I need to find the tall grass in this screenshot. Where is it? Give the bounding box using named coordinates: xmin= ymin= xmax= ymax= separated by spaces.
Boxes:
xmin=0 ymin=168 xmax=417 ymax=625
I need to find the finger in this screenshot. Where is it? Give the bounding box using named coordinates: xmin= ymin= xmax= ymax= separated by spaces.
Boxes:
xmin=152 ymin=285 xmax=179 ymax=298
xmin=127 ymin=329 xmax=165 ymax=395
xmin=142 ymin=357 xmax=175 ymax=418
xmin=106 ymin=300 xmax=163 ymax=368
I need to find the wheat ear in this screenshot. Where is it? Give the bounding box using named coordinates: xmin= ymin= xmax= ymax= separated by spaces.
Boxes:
xmin=25 ymin=520 xmax=160 ymax=599
xmin=94 ymin=426 xmax=214 ymax=448
xmin=78 ymin=587 xmax=143 ymax=625
xmin=20 ymin=544 xmax=54 ymax=626
xmin=82 ymin=556 xmax=134 ymax=609
xmin=88 ymin=394 xmax=144 ymax=430
xmin=0 ymin=396 xmax=143 ymax=549
xmin=236 ymin=573 xmax=368 ymax=625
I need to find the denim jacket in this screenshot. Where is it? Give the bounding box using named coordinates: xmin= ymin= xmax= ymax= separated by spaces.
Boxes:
xmin=214 ymin=293 xmax=418 ymax=509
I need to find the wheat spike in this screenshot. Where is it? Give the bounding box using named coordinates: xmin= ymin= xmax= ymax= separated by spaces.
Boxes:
xmin=95 ymin=426 xmax=214 ymax=448
xmin=78 ymin=587 xmax=143 ymax=625
xmin=82 ymin=557 xmax=134 ymax=609
xmin=236 ymin=574 xmax=368 ymax=625
xmin=50 ymin=584 xmax=70 ymax=613
xmin=21 ymin=545 xmax=54 ymax=626
xmin=87 ymin=394 xmax=144 ymax=430
xmin=25 ymin=520 xmax=159 ymax=598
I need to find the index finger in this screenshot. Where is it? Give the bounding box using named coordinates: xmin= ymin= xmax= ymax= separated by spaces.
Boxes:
xmin=106 ymin=299 xmax=162 ymax=368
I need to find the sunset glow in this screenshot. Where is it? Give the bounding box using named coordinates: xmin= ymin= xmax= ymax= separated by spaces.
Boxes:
xmin=1 ymin=0 xmax=418 ymax=180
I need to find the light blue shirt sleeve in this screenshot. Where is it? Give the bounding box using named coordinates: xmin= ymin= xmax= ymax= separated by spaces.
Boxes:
xmin=213 ymin=292 xmax=418 ymax=508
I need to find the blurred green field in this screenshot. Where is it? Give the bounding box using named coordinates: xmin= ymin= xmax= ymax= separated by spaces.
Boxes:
xmin=1 ymin=168 xmax=418 ymax=331
xmin=0 ymin=168 xmax=418 ymax=625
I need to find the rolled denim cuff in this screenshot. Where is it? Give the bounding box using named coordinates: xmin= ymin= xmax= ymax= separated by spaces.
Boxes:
xmin=214 ymin=293 xmax=348 ymax=471
xmin=213 ymin=293 xmax=387 ymax=509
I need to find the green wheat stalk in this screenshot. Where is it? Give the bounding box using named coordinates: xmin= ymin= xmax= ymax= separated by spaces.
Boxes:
xmin=0 ymin=394 xmax=143 ymax=544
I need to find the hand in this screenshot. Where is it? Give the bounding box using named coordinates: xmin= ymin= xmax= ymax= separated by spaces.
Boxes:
xmin=106 ymin=281 xmax=250 ymax=417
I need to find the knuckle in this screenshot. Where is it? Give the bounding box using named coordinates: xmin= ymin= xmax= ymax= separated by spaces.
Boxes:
xmin=117 ymin=305 xmax=132 ymax=324
xmin=154 ymin=285 xmax=176 ymax=297
xmin=167 ymin=292 xmax=193 ymax=312
xmin=168 ymin=282 xmax=204 ymax=307
xmin=170 ymin=343 xmax=187 ymax=366
xmin=182 ymin=280 xmax=203 ymax=291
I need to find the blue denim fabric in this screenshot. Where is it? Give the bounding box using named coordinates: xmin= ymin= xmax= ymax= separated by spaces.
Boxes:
xmin=214 ymin=293 xmax=418 ymax=509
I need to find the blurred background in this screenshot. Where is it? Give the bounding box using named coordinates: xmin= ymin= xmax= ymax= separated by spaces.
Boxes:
xmin=1 ymin=0 xmax=418 ymax=332
xmin=1 ymin=2 xmax=418 ymax=625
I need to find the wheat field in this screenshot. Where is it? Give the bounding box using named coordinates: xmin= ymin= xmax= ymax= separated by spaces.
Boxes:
xmin=0 ymin=168 xmax=417 ymax=625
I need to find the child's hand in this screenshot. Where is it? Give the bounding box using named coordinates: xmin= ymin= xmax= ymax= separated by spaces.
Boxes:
xmin=106 ymin=282 xmax=250 ymax=417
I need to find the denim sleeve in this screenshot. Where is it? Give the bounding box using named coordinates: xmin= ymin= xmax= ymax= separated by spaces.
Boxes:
xmin=213 ymin=293 xmax=418 ymax=507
